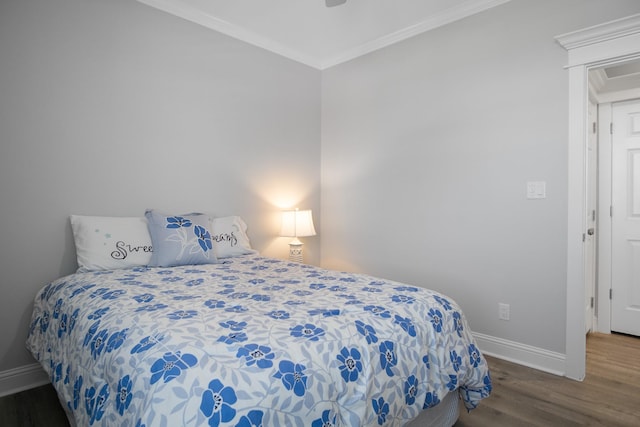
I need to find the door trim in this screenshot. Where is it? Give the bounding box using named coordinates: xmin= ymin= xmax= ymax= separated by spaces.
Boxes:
xmin=597 ymin=102 xmax=613 ymax=334
xmin=556 ymin=13 xmax=640 ymax=381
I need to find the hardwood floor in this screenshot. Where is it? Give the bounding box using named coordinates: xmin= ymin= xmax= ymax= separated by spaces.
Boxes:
xmin=456 ymin=332 xmax=640 ymax=426
xmin=1 ymin=333 xmax=638 ymax=426
xmin=0 ymin=382 xmax=68 ymax=427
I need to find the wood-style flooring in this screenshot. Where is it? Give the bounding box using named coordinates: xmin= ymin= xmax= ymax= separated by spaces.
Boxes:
xmin=456 ymin=332 xmax=640 ymax=426
xmin=0 ymin=332 xmax=638 ymax=426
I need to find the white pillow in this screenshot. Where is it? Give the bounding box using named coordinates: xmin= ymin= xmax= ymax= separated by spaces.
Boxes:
xmin=70 ymin=215 xmax=153 ymax=272
xmin=209 ymin=216 xmax=257 ymax=258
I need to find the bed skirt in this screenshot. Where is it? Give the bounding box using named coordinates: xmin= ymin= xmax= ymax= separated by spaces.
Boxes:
xmin=405 ymin=391 xmax=460 ymax=427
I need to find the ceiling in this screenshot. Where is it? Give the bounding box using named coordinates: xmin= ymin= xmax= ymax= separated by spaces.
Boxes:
xmin=592 ymin=63 xmax=640 ymax=96
xmin=137 ymin=0 xmax=512 ymax=69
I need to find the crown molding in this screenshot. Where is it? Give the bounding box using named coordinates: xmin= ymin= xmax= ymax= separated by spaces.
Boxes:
xmin=137 ymin=0 xmax=511 ymax=70
xmin=320 ymin=0 xmax=512 ymax=69
xmin=136 ymin=0 xmax=324 ymax=69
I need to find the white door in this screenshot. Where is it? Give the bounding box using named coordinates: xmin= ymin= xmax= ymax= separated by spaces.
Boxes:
xmin=611 ymin=99 xmax=640 ymax=336
xmin=585 ymin=99 xmax=597 ymax=334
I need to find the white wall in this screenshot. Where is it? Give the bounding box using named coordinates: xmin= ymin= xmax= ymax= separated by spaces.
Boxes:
xmin=0 ymin=0 xmax=321 ymax=375
xmin=321 ymin=0 xmax=640 ymax=356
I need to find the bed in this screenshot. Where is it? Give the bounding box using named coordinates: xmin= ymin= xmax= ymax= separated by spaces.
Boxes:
xmin=26 ymin=213 xmax=491 ymax=427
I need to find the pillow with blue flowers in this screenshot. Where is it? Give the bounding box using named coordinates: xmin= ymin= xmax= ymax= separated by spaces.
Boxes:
xmin=145 ymin=210 xmax=217 ymax=267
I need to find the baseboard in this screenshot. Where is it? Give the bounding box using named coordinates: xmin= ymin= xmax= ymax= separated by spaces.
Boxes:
xmin=0 ymin=363 xmax=49 ymax=398
xmin=473 ymin=332 xmax=566 ymax=376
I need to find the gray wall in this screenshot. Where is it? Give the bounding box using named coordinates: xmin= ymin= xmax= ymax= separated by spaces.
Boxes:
xmin=321 ymin=0 xmax=640 ymax=354
xmin=3 ymin=0 xmax=640 ymax=380
xmin=0 ymin=0 xmax=321 ymax=372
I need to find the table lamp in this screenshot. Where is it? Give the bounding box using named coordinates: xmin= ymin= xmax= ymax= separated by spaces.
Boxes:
xmin=280 ymin=209 xmax=316 ymax=262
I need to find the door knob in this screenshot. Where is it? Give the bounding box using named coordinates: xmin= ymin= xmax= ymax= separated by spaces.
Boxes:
xmin=587 ymin=228 xmax=595 ymax=235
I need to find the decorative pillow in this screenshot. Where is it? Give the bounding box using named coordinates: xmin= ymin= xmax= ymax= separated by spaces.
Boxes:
xmin=210 ymin=216 xmax=257 ymax=258
xmin=70 ymin=215 xmax=153 ymax=272
xmin=145 ymin=210 xmax=217 ymax=267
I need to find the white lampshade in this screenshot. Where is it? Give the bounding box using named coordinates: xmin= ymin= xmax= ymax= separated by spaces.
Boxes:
xmin=280 ymin=209 xmax=316 ymax=238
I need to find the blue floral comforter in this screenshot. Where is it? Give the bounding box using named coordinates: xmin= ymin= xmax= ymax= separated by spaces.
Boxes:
xmin=26 ymin=255 xmax=491 ymax=427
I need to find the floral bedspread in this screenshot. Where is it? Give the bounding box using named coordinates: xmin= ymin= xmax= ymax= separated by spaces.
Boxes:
xmin=26 ymin=255 xmax=491 ymax=427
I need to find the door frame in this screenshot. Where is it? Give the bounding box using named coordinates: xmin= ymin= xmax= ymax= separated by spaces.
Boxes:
xmin=596 ymin=101 xmax=613 ymax=334
xmin=556 ymin=13 xmax=640 ymax=380
xmin=585 ymin=95 xmax=597 ymax=335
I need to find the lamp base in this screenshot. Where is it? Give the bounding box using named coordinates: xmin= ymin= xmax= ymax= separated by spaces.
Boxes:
xmin=288 ymin=239 xmax=304 ymax=263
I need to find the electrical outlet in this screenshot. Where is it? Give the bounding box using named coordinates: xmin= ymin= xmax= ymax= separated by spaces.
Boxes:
xmin=499 ymin=303 xmax=510 ymax=321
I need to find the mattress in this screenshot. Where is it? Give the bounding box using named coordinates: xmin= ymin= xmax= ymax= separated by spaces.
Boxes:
xmin=26 ymin=255 xmax=491 ymax=426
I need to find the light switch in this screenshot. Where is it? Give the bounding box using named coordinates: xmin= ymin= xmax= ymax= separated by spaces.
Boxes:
xmin=527 ymin=181 xmax=546 ymax=199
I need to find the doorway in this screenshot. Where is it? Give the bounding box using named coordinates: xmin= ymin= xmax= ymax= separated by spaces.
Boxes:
xmin=556 ymin=13 xmax=640 ymax=380
xmin=593 ymin=85 xmax=640 ymax=336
